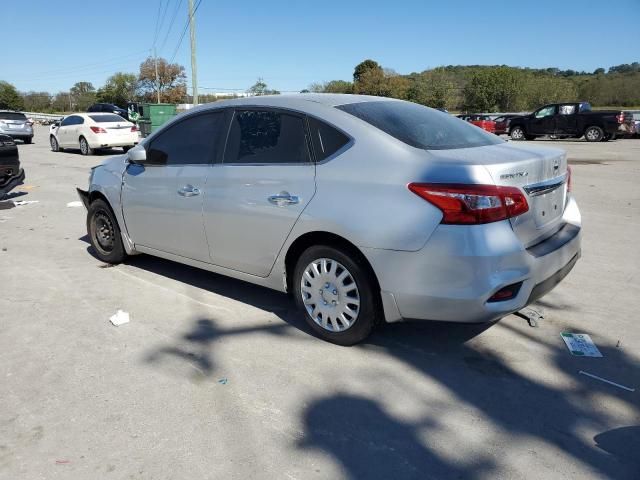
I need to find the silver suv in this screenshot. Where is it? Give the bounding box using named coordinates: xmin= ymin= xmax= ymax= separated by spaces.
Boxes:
xmin=78 ymin=94 xmax=582 ymax=345
xmin=0 ymin=111 xmax=34 ymax=143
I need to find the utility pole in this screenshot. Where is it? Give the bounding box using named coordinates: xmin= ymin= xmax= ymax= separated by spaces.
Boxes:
xmin=188 ymin=0 xmax=198 ymax=106
xmin=154 ymin=47 xmax=160 ymax=103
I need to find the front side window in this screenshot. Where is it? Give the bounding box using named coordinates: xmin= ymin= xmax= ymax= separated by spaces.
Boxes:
xmin=224 ymin=110 xmax=310 ymax=164
xmin=60 ymin=116 xmax=73 ymax=126
xmin=337 ymin=101 xmax=503 ymax=150
xmin=147 ymin=112 xmax=224 ymax=165
xmin=535 ymin=106 xmax=557 ymax=118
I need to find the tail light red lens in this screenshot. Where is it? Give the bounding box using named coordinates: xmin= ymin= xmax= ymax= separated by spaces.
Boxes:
xmin=89 ymin=126 xmax=107 ymax=133
xmin=408 ymin=183 xmax=529 ymax=225
xmin=131 ymin=125 xmax=138 ymax=132
xmin=566 ymin=165 xmax=572 ymax=192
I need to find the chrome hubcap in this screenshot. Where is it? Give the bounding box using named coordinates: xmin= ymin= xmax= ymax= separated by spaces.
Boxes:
xmin=81 ymin=139 xmax=87 ymax=154
xmin=512 ymin=128 xmax=523 ymax=139
xmin=300 ymin=258 xmax=360 ymax=332
xmin=586 ymin=129 xmax=598 ymax=140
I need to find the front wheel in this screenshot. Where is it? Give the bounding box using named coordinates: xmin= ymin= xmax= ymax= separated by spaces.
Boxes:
xmin=79 ymin=136 xmax=94 ymax=155
xmin=50 ymin=135 xmax=61 ymax=152
xmin=510 ymin=126 xmax=526 ymax=140
xmin=293 ymin=245 xmax=379 ymax=345
xmin=87 ymin=198 xmax=126 ymax=264
xmin=584 ymin=126 xmax=604 ymax=142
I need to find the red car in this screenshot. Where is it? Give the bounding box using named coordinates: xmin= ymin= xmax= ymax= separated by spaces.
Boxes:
xmin=457 ymin=114 xmax=496 ymax=134
xmin=493 ymin=114 xmax=520 ymax=135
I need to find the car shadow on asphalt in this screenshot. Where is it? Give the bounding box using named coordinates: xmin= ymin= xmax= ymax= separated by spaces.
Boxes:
xmin=93 ymin=250 xmax=638 ymax=478
xmin=295 ymin=319 xmax=639 ymax=479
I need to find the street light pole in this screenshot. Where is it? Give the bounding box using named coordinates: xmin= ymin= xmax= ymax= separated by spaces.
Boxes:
xmin=188 ymin=0 xmax=198 ymax=106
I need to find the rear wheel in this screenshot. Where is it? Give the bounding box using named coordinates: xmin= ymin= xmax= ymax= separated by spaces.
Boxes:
xmin=79 ymin=136 xmax=94 ymax=155
xmin=293 ymin=245 xmax=378 ymax=345
xmin=584 ymin=126 xmax=604 ymax=142
xmin=87 ymin=198 xmax=126 ymax=264
xmin=510 ymin=126 xmax=526 ymax=140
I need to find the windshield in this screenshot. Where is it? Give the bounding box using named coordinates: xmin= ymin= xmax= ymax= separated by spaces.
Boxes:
xmin=336 ymin=101 xmax=503 ymax=150
xmin=0 ymin=112 xmax=27 ymax=121
xmin=89 ymin=114 xmax=127 ymax=123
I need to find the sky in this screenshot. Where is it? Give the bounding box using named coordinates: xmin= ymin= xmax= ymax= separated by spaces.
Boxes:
xmin=3 ymin=0 xmax=639 ymax=95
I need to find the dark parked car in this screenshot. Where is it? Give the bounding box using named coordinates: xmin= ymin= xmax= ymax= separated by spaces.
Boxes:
xmin=0 ymin=134 xmax=25 ymax=198
xmin=87 ymin=103 xmax=129 ymax=119
xmin=508 ymin=102 xmax=633 ymax=142
xmin=493 ymin=114 xmax=520 ymax=135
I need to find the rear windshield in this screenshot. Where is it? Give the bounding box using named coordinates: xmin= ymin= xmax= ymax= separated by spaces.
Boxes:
xmin=336 ymin=101 xmax=503 ymax=150
xmin=0 ymin=112 xmax=27 ymax=121
xmin=89 ymin=114 xmax=126 ymax=123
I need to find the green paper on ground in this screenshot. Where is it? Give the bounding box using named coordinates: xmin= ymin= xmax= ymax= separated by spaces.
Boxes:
xmin=561 ymin=333 xmax=602 ymax=357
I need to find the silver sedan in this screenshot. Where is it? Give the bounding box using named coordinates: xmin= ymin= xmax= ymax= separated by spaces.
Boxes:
xmin=78 ymin=94 xmax=581 ymax=345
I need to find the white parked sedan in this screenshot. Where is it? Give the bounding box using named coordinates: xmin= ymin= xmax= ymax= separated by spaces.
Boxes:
xmin=50 ymin=113 xmax=139 ymax=155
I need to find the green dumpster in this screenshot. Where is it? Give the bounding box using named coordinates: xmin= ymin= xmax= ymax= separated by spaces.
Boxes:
xmin=139 ymin=103 xmax=177 ymax=136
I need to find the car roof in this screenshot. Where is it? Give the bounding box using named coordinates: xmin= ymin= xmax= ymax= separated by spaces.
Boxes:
xmin=190 ymin=93 xmax=397 ymax=113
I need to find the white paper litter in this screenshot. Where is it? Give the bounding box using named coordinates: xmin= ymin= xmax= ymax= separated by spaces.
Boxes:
xmin=561 ymin=333 xmax=602 ymax=357
xmin=66 ymin=201 xmax=83 ymax=208
xmin=109 ymin=310 xmax=130 ymax=326
xmin=13 ymin=200 xmax=39 ymax=207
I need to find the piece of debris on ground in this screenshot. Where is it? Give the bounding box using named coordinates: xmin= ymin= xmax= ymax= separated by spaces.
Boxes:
xmin=66 ymin=201 xmax=83 ymax=208
xmin=579 ymin=371 xmax=635 ymax=392
xmin=13 ymin=200 xmax=39 ymax=207
xmin=109 ymin=310 xmax=130 ymax=326
xmin=561 ymin=333 xmax=602 ymax=357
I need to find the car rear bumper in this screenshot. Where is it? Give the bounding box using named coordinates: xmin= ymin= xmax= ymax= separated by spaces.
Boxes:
xmin=0 ymin=130 xmax=33 ymax=139
xmin=87 ymin=133 xmax=138 ymax=148
xmin=363 ymin=195 xmax=582 ymax=323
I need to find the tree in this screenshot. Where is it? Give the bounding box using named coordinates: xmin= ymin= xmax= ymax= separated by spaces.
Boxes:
xmin=138 ymin=56 xmax=187 ymax=103
xmin=323 ymin=80 xmax=353 ymax=94
xmin=0 ymin=81 xmax=24 ymax=110
xmin=96 ymin=72 xmax=138 ymax=107
xmin=247 ymin=78 xmax=280 ymax=96
xmin=51 ymin=92 xmax=71 ymax=112
xmin=22 ymin=91 xmax=52 ymax=112
xmin=353 ymin=59 xmax=382 ymax=83
xmin=593 ymin=67 xmax=605 ymax=75
xmin=354 ymin=67 xmax=391 ymax=96
xmin=70 ymin=81 xmax=96 ymax=110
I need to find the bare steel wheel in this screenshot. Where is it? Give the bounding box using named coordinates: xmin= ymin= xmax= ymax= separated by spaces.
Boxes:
xmin=87 ymin=198 xmax=126 ymax=264
xmin=300 ymin=258 xmax=361 ymax=332
xmin=293 ymin=245 xmax=379 ymax=345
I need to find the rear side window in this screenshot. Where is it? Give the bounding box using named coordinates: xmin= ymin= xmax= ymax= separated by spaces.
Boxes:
xmin=0 ymin=112 xmax=27 ymax=121
xmin=147 ymin=112 xmax=224 ymax=165
xmin=337 ymin=101 xmax=503 ymax=150
xmin=90 ymin=114 xmax=126 ymax=123
xmin=308 ymin=117 xmax=350 ymax=161
xmin=224 ymin=110 xmax=310 ymax=164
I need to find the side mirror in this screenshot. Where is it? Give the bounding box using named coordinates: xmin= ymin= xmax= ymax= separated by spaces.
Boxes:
xmin=127 ymin=145 xmax=147 ymax=164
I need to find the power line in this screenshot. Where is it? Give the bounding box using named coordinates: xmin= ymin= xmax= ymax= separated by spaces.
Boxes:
xmin=159 ymin=0 xmax=184 ymax=54
xmin=152 ymin=0 xmax=164 ymax=47
xmin=156 ymin=0 xmax=171 ymax=47
xmin=169 ymin=0 xmax=202 ymax=63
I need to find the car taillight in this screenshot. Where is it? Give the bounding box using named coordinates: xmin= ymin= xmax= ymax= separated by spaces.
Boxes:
xmin=408 ymin=183 xmax=529 ymax=225
xmin=566 ymin=166 xmax=572 ymax=192
xmin=130 ymin=125 xmax=138 ymax=132
xmin=89 ymin=126 xmax=107 ymax=133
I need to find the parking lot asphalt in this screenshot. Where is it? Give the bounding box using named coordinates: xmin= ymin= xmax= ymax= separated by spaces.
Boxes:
xmin=1 ymin=127 xmax=639 ymax=479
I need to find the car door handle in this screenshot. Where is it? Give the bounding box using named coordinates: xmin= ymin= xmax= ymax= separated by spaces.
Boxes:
xmin=178 ymin=185 xmax=201 ymax=197
xmin=268 ymin=192 xmax=299 ymax=206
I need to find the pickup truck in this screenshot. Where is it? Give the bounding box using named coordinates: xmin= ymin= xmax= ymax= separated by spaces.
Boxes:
xmin=508 ymin=102 xmax=633 ymax=142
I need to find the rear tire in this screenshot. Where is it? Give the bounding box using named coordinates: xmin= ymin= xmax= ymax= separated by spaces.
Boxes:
xmin=79 ymin=136 xmax=94 ymax=155
xmin=293 ymin=245 xmax=378 ymax=345
xmin=87 ymin=198 xmax=126 ymax=264
xmin=584 ymin=126 xmax=604 ymax=142
xmin=510 ymin=126 xmax=526 ymax=140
